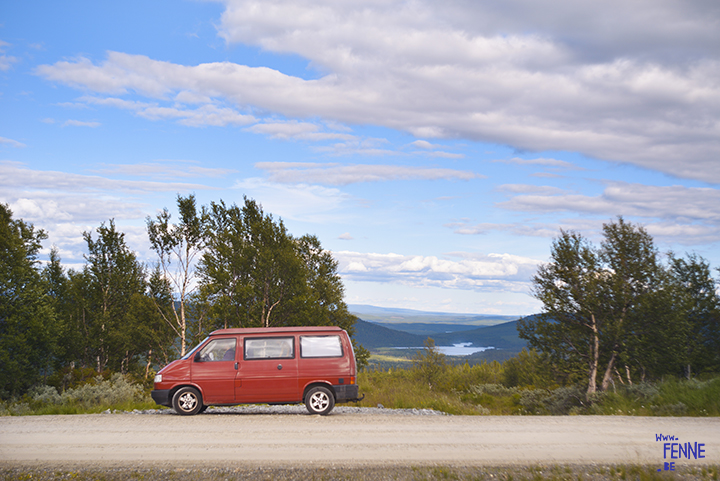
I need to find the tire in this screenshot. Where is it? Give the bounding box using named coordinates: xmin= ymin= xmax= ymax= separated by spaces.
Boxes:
xmin=305 ymin=386 xmax=335 ymax=415
xmin=172 ymin=387 xmax=203 ymax=416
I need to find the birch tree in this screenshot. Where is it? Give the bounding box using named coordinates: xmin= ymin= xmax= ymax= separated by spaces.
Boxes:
xmin=198 ymin=197 xmax=356 ymax=334
xmin=519 ymin=217 xmax=662 ymax=398
xmin=146 ymin=194 xmax=207 ymax=356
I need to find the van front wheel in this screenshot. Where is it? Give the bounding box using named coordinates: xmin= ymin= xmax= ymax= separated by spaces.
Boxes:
xmin=172 ymin=387 xmax=203 ymax=415
xmin=305 ymin=386 xmax=335 ymax=415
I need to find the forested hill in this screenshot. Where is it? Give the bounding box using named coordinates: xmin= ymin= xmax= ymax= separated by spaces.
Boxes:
xmin=431 ymin=319 xmax=527 ymax=351
xmin=353 ymin=318 xmax=528 ymax=351
xmin=352 ymin=319 xmax=427 ymax=348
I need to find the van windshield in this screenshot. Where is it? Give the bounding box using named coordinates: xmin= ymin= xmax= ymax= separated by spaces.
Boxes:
xmin=181 ymin=337 xmax=209 ymax=360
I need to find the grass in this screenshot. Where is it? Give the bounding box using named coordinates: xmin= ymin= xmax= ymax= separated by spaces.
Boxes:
xmin=587 ymin=377 xmax=720 ymax=417
xmin=1 ymin=355 xmax=719 ymax=417
xmin=2 ymin=464 xmax=719 ymax=480
xmin=355 ymin=362 xmax=720 ymax=416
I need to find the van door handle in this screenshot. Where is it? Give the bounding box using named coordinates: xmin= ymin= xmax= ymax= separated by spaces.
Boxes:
xmin=277 ymin=364 xmax=283 ymax=370
xmin=234 ymin=362 xmax=238 ymax=370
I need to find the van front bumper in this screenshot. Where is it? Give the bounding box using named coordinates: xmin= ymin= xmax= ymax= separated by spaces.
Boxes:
xmin=151 ymin=389 xmax=172 ymax=407
xmin=333 ymin=384 xmax=361 ymax=402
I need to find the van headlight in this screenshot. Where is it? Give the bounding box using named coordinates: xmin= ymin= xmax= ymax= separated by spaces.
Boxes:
xmin=154 ymin=374 xmax=162 ymax=383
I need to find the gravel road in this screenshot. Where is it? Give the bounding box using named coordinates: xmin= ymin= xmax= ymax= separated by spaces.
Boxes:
xmin=1 ymin=407 xmax=718 ymax=471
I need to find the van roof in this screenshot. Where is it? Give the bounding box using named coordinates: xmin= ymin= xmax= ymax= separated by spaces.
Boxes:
xmin=209 ymin=326 xmax=345 ymax=336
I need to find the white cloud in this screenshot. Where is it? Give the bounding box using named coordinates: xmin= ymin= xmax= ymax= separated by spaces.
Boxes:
xmin=334 ymin=250 xmax=541 ymax=293
xmin=232 ymin=177 xmax=352 ymax=222
xmin=495 ymin=157 xmax=580 ymax=170
xmin=0 ymin=161 xmax=213 ymax=194
xmin=33 ymin=0 xmax=720 ymax=182
xmin=497 ymin=184 xmax=565 ymax=195
xmin=62 ymin=120 xmax=101 ymax=128
xmin=499 ymin=181 xmax=720 ymax=222
xmin=0 ymin=136 xmax=26 ymax=148
xmin=247 ymin=121 xmax=356 ymax=141
xmin=448 ymin=181 xmax=720 ymax=245
xmin=0 ymin=40 xmax=18 ymax=71
xmin=254 ymin=162 xmax=481 ymax=185
xmin=80 ymin=95 xmax=255 ymax=127
xmin=94 ymin=160 xmax=237 ymax=179
xmin=141 ymin=104 xmax=254 ymax=127
xmin=0 ymin=161 xmax=233 ymax=265
xmin=406 ymin=140 xmax=465 ymax=158
xmin=410 ymin=140 xmax=441 ymax=150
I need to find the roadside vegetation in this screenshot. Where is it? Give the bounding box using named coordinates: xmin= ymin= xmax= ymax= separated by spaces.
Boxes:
xmin=355 ymin=341 xmax=720 ymax=416
xmin=0 ymin=372 xmax=156 ymax=416
xmin=3 ymin=464 xmax=720 ymax=481
xmin=2 ymin=343 xmax=718 ymax=416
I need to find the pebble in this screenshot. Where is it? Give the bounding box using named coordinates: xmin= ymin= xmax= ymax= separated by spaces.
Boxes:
xmin=123 ymin=404 xmax=447 ymax=416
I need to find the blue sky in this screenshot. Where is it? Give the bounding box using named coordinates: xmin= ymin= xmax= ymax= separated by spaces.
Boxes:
xmin=2 ymin=0 xmax=719 ymax=315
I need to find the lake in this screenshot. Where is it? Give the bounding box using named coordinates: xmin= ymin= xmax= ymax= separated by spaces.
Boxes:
xmin=397 ymin=342 xmax=494 ymax=356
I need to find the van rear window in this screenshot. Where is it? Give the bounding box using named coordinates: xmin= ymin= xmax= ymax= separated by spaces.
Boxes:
xmin=300 ymin=335 xmax=343 ymax=358
xmin=244 ymin=337 xmax=294 ymax=360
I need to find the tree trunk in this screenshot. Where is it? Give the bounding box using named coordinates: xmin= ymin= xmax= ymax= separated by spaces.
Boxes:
xmin=179 ymin=301 xmax=187 ymax=357
xmin=601 ymin=351 xmax=617 ymax=391
xmin=144 ymin=350 xmax=152 ymax=379
xmin=586 ymin=315 xmax=599 ymax=399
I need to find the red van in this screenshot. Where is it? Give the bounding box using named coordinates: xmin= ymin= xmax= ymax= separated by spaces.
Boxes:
xmin=151 ymin=326 xmax=361 ymax=415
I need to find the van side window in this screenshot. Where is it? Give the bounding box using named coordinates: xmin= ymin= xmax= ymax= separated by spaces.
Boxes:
xmin=196 ymin=338 xmax=236 ymax=362
xmin=300 ymin=335 xmax=343 ymax=358
xmin=244 ymin=337 xmax=294 ymax=360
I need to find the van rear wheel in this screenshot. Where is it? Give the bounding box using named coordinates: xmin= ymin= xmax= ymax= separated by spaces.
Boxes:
xmin=172 ymin=387 xmax=203 ymax=415
xmin=305 ymin=386 xmax=335 ymax=415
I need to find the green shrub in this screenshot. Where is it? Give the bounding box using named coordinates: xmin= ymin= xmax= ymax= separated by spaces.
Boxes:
xmin=412 ymin=338 xmax=448 ymax=390
xmin=501 ymin=349 xmax=557 ymax=389
xmin=516 ymin=386 xmax=588 ymax=415
xmin=653 ymin=377 xmax=720 ymax=416
xmin=1 ymin=373 xmax=155 ymax=415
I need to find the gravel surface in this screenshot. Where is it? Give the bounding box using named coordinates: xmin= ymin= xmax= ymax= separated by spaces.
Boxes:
xmin=2 ymin=464 xmax=719 ymax=480
xmin=108 ymin=404 xmax=447 ymax=416
xmin=1 ymin=410 xmax=718 ymax=479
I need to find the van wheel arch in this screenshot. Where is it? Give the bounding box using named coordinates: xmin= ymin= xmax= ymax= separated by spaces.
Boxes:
xmin=303 ymin=382 xmax=335 ymax=401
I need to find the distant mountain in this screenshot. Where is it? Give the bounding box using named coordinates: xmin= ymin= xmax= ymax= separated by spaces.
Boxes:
xmin=372 ymin=322 xmax=480 ymax=336
xmin=348 ymin=304 xmax=518 ymax=327
xmin=431 ymin=320 xmax=526 ymax=351
xmin=353 ymin=317 xmax=528 ymax=352
xmin=352 ymin=319 xmax=426 ymax=349
xmin=349 ymin=304 xmax=480 ymax=317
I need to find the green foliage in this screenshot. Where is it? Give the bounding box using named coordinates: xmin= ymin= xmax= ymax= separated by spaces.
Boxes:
xmin=81 ymin=220 xmax=149 ymax=372
xmin=664 ymin=253 xmax=720 ymax=377
xmin=501 ymin=348 xmax=558 ymax=389
xmin=0 ymin=373 xmax=154 ymax=415
xmin=412 ymin=338 xmax=447 ymax=388
xmin=146 ymin=194 xmax=208 ymax=357
xmin=0 ymin=204 xmax=57 ymax=398
xmin=197 ymin=197 xmax=361 ymax=342
xmin=522 ymin=217 xmax=720 ymax=399
xmin=358 ymin=344 xmax=720 ymax=416
xmin=353 ymin=342 xmax=371 ymax=371
xmin=2 ymin=197 xmax=365 ymax=400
